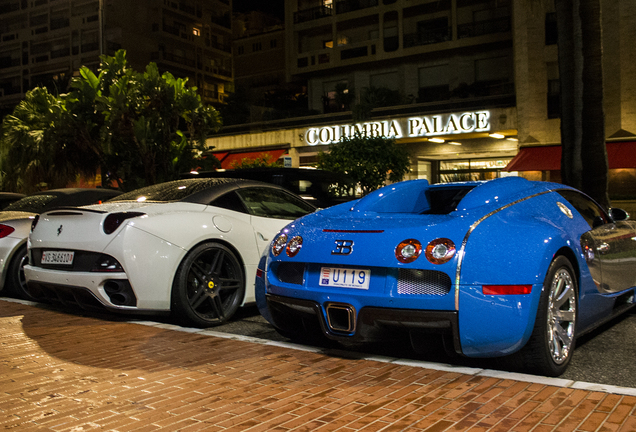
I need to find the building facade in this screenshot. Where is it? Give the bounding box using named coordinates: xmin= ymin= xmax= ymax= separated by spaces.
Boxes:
xmin=206 ymin=0 xmax=636 ymax=203
xmin=0 ymin=0 xmax=233 ymax=116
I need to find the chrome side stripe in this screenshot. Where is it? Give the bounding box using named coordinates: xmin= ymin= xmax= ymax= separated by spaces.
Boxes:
xmin=454 ymin=190 xmax=553 ymax=310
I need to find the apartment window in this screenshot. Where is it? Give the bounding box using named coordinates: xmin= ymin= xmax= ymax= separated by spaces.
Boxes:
xmin=270 ymin=39 xmax=277 ymax=48
xmin=237 ymin=45 xmax=244 ymax=55
xmin=252 ymin=42 xmax=262 ymax=52
xmin=192 ymin=27 xmax=200 ymax=36
xmin=418 ymin=64 xmax=450 ymax=102
xmin=370 ymin=71 xmax=399 ymax=91
xmin=323 ymin=40 xmax=333 ymax=48
xmin=545 ymin=13 xmax=557 ymax=45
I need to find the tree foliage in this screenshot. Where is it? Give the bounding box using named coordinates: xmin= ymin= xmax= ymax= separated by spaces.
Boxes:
xmin=0 ymin=50 xmax=221 ymax=193
xmin=229 ymin=154 xmax=280 ymax=169
xmin=317 ymin=133 xmax=410 ymax=196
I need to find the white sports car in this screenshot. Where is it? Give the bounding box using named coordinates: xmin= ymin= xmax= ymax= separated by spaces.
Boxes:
xmin=25 ymin=178 xmax=316 ymax=326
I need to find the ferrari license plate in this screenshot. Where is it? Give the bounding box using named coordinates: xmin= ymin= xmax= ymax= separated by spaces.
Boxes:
xmin=41 ymin=251 xmax=74 ymax=265
xmin=319 ymin=267 xmax=370 ymax=289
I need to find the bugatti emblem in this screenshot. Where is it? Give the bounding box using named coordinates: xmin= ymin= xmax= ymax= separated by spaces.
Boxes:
xmin=332 ymin=240 xmax=353 ymax=255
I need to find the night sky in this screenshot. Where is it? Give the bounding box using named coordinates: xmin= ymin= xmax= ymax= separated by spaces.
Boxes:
xmin=233 ymin=0 xmax=284 ymax=19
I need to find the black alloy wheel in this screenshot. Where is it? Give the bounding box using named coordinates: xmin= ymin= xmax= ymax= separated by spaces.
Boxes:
xmin=171 ymin=242 xmax=245 ymax=327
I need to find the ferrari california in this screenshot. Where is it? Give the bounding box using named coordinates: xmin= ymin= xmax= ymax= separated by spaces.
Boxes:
xmin=25 ymin=178 xmax=315 ymax=327
xmin=0 ymin=188 xmax=121 ymax=299
xmin=256 ymin=177 xmax=636 ymax=376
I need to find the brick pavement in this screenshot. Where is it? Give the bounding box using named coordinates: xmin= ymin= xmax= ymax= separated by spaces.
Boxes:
xmin=1 ymin=298 xmax=636 ymax=432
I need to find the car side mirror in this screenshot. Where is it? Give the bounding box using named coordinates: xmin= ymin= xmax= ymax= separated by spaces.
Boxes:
xmin=609 ymin=207 xmax=629 ymax=222
xmin=592 ymin=216 xmax=605 ymax=228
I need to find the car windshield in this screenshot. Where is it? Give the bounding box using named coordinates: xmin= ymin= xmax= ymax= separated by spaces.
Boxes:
xmin=3 ymin=194 xmax=57 ymax=213
xmin=110 ymin=179 xmax=238 ymax=203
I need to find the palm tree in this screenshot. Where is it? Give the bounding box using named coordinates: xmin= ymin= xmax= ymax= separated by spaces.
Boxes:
xmin=556 ymin=0 xmax=609 ymax=208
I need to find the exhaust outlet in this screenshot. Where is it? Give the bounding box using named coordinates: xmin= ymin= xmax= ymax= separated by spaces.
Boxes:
xmin=326 ymin=303 xmax=356 ymax=333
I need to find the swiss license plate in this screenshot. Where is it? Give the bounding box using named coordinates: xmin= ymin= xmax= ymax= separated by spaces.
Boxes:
xmin=319 ymin=267 xmax=370 ymax=289
xmin=41 ymin=251 xmax=74 ymax=265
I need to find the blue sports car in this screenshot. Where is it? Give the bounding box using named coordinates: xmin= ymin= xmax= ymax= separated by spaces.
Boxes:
xmin=256 ymin=177 xmax=636 ymax=376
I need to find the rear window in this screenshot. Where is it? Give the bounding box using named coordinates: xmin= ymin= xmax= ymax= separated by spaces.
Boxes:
xmin=421 ymin=186 xmax=475 ymax=215
xmin=111 ymin=179 xmax=237 ymax=203
xmin=4 ymin=195 xmax=57 ymax=213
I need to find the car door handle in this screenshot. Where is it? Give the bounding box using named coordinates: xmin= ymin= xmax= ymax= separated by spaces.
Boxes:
xmin=257 ymin=232 xmax=269 ymax=242
xmin=597 ymin=243 xmax=610 ymax=253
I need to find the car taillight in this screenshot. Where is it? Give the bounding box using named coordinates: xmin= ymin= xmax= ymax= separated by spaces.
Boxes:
xmin=103 ymin=212 xmax=145 ymax=235
xmin=272 ymin=233 xmax=288 ymax=256
xmin=395 ymin=239 xmax=422 ymax=263
xmin=425 ymin=238 xmax=456 ymax=265
xmin=0 ymin=224 xmax=15 ymax=238
xmin=286 ymin=236 xmax=303 ymax=257
xmin=30 ymin=215 xmax=39 ymax=233
xmin=482 ymin=285 xmax=532 ymax=295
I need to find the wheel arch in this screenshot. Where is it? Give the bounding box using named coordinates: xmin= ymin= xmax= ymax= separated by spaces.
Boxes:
xmin=170 ymin=237 xmax=247 ymax=297
xmin=1 ymin=240 xmax=27 ymax=292
xmin=553 ymin=246 xmax=581 ymax=294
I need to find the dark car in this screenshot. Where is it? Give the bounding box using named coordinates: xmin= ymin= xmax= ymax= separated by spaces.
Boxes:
xmin=0 ymin=188 xmax=122 ymax=300
xmin=183 ymin=168 xmax=356 ymax=208
xmin=0 ymin=192 xmax=26 ymax=210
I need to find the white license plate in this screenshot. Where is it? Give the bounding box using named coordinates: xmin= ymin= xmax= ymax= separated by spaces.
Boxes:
xmin=41 ymin=251 xmax=74 ymax=265
xmin=319 ymin=267 xmax=370 ymax=289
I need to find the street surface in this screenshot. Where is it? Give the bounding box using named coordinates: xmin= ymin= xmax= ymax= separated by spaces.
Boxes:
xmin=14 ymin=299 xmax=633 ymax=389
xmin=199 ymin=305 xmax=636 ymax=389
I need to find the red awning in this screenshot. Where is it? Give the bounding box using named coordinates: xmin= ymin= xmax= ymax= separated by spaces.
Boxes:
xmin=220 ymin=149 xmax=287 ymax=169
xmin=211 ymin=152 xmax=228 ymax=163
xmin=504 ymin=142 xmax=636 ymax=171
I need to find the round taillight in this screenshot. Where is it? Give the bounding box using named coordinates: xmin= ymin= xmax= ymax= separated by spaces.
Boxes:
xmin=425 ymin=238 xmax=456 ymax=265
xmin=286 ymin=236 xmax=303 ymax=257
xmin=272 ymin=233 xmax=288 ymax=256
xmin=395 ymin=239 xmax=422 ymax=263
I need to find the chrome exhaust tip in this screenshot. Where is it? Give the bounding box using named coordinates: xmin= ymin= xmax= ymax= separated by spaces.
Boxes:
xmin=325 ymin=303 xmax=356 ymax=333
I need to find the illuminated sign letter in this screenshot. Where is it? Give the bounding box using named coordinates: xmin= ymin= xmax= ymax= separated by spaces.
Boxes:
xmin=306 ymin=128 xmax=319 ymax=145
xmin=459 ymin=113 xmax=475 ymax=132
xmin=369 ymin=122 xmax=382 ymax=137
xmin=475 ymin=111 xmax=490 ymax=131
xmin=386 ymin=120 xmax=403 ymax=138
xmin=445 ymin=115 xmax=460 ymax=134
xmin=408 ymin=117 xmax=423 ymax=137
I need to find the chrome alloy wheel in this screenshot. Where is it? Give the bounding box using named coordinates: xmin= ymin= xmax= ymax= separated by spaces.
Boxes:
xmin=546 ymin=267 xmax=576 ymax=364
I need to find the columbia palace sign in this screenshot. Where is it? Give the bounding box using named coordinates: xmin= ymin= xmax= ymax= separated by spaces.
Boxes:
xmin=304 ymin=110 xmax=491 ymax=146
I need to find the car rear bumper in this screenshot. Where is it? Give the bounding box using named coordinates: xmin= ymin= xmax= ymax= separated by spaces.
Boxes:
xmin=23 ymin=265 xmax=168 ymax=313
xmin=265 ymin=293 xmax=463 ymax=354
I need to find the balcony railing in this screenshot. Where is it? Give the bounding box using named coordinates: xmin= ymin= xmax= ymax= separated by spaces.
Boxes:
xmin=163 ymin=52 xmax=196 ymax=68
xmin=403 ymin=27 xmax=452 ymax=48
xmin=341 ymin=45 xmax=368 ymax=60
xmin=0 ymin=1 xmax=20 ymax=14
xmin=51 ymin=47 xmax=70 ymax=59
xmin=335 ymin=0 xmax=378 ymax=14
xmin=457 ymin=16 xmax=510 ymax=39
xmin=0 ymin=57 xmax=20 ymax=69
xmin=294 ymin=5 xmax=333 ymax=24
xmin=209 ymin=40 xmax=231 ymax=53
